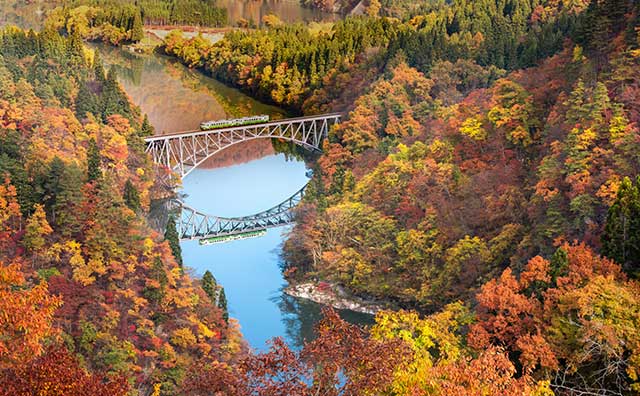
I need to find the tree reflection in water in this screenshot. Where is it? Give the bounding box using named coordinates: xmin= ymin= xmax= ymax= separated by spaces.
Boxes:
xmin=273 ymin=291 xmax=375 ymax=350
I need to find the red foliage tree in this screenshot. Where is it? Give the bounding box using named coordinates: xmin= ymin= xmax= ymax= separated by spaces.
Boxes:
xmin=0 ymin=345 xmax=129 ymax=396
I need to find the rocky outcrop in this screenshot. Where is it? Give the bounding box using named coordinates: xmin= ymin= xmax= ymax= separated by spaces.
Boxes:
xmin=284 ymin=282 xmax=387 ymax=315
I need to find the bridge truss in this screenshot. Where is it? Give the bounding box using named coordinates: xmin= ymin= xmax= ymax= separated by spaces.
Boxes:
xmin=145 ymin=113 xmax=341 ymax=178
xmin=177 ymin=184 xmax=307 ymax=240
xmin=145 ymin=113 xmax=340 ymax=241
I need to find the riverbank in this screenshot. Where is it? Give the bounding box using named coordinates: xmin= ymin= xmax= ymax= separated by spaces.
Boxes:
xmin=146 ymin=25 xmax=234 ymax=43
xmin=284 ymin=281 xmax=389 ymax=315
xmin=121 ymin=26 xmax=229 ymax=54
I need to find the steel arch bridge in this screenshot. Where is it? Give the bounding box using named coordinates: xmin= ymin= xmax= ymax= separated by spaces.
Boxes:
xmin=145 ymin=113 xmax=341 ymax=178
xmin=145 ymin=113 xmax=341 ymax=241
xmin=177 ymin=184 xmax=307 ymax=240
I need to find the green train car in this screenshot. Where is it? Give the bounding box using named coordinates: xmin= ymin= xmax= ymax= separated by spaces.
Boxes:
xmin=200 ymin=115 xmax=269 ymax=131
xmin=199 ymin=229 xmax=267 ymax=245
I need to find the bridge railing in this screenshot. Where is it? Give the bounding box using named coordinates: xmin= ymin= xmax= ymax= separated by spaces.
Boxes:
xmin=144 ymin=113 xmax=342 ymax=142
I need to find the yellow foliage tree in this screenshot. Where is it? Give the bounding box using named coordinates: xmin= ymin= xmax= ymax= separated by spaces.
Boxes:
xmin=23 ymin=204 xmax=53 ymax=263
xmin=459 ymin=116 xmax=487 ymax=141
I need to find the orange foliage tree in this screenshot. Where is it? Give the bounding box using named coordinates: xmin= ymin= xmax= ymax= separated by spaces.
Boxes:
xmin=470 ymin=243 xmax=640 ymax=393
xmin=0 ymin=260 xmax=61 ymax=368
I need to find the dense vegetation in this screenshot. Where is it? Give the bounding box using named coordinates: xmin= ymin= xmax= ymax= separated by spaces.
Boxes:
xmin=282 ymin=0 xmax=640 ymax=304
xmin=277 ymin=0 xmax=640 ymax=393
xmin=43 ymin=0 xmax=226 ymax=46
xmin=1 ymin=0 xmax=640 ymax=395
xmin=0 ymin=26 xmax=239 ymax=394
xmin=160 ymin=0 xmax=583 ymax=111
xmin=162 ymin=16 xmax=397 ymax=110
xmin=184 ymin=243 xmax=640 ymax=395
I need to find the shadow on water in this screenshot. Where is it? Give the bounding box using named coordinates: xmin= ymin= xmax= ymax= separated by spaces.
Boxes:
xmin=273 ymin=291 xmax=376 ymax=350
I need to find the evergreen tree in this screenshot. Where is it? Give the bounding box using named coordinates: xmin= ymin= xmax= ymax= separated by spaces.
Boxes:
xmin=123 ymin=179 xmax=141 ymax=212
xmin=165 ymin=215 xmax=183 ymax=267
xmin=43 ymin=157 xmax=65 ymax=222
xmin=602 ymin=176 xmax=640 ymax=276
xmin=550 ymin=247 xmax=569 ymax=285
xmin=87 ymin=138 xmax=101 ymax=183
xmin=217 ymin=287 xmax=228 ymax=324
xmin=143 ymin=257 xmax=168 ymax=304
xmin=130 ymin=11 xmax=144 ymax=42
xmin=140 ymin=114 xmax=154 ymax=137
xmin=93 ymin=51 xmax=105 ymax=83
xmin=75 ymin=81 xmax=99 ymax=120
xmin=201 ymin=270 xmax=217 ymax=302
xmin=65 ymin=29 xmax=85 ymax=69
xmin=53 ymin=163 xmax=84 ymax=236
xmin=101 ymin=68 xmax=132 ymax=122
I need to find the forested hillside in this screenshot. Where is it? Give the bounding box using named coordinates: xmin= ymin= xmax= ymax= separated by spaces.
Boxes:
xmin=1 ymin=0 xmax=639 ymax=395
xmin=41 ymin=0 xmax=227 ymax=45
xmin=157 ymin=1 xmax=640 ymax=394
xmin=0 ymin=26 xmax=240 ymax=395
xmin=282 ymin=0 xmax=640 ymax=306
xmin=160 ymin=0 xmax=582 ymax=111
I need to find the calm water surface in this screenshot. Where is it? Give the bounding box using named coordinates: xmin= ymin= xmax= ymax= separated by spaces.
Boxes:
xmin=96 ymin=45 xmax=373 ymax=351
xmin=218 ymin=0 xmax=339 ymax=25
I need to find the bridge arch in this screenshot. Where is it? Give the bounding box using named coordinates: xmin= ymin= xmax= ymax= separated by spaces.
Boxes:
xmin=145 ymin=114 xmax=341 ymax=178
xmin=146 ymin=113 xmax=341 ymax=240
xmin=177 ymin=184 xmax=307 ymax=240
xmin=176 ymin=135 xmax=318 ymax=179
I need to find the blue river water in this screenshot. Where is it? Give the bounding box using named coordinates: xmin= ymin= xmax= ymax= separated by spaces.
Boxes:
xmin=180 ymin=155 xmax=309 ymax=350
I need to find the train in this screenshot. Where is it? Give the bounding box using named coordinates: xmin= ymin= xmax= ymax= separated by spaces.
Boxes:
xmin=200 ymin=115 xmax=270 ymax=131
xmin=199 ymin=229 xmax=267 ymax=245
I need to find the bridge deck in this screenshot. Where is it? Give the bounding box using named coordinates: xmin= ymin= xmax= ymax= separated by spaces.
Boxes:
xmin=144 ymin=113 xmax=342 ymax=142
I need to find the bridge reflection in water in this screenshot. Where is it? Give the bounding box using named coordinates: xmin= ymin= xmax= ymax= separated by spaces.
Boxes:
xmin=145 ymin=114 xmax=341 ymax=241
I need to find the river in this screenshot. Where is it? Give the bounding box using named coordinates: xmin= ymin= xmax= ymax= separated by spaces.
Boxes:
xmin=0 ymin=0 xmax=337 ymax=31
xmin=96 ymin=44 xmax=373 ymax=351
xmin=217 ymin=0 xmax=339 ymax=25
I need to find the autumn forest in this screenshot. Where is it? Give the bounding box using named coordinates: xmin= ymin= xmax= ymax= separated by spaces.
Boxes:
xmin=0 ymin=0 xmax=640 ymax=395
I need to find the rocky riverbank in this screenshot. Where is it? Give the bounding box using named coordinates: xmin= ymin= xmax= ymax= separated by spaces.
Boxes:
xmin=284 ymin=282 xmax=388 ymax=315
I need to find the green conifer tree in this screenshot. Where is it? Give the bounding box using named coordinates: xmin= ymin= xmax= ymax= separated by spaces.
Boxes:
xmin=201 ymin=270 xmax=218 ymax=302
xmin=165 ymin=215 xmax=183 ymax=267
xmin=93 ymin=51 xmax=106 ymax=83
xmin=140 ymin=114 xmax=154 ymax=137
xmin=54 ymin=163 xmax=83 ymax=236
xmin=87 ymin=138 xmax=101 ymax=183
xmin=602 ymin=176 xmax=640 ymax=276
xmin=130 ymin=11 xmax=144 ymax=42
xmin=43 ymin=157 xmax=65 ymax=221
xmin=65 ymin=29 xmax=85 ymax=68
xmin=75 ymin=81 xmax=99 ymax=119
xmin=123 ymin=179 xmax=141 ymax=212
xmin=218 ymin=287 xmax=228 ymax=324
xmin=550 ymin=247 xmax=569 ymax=285
xmin=143 ymin=257 xmax=168 ymax=304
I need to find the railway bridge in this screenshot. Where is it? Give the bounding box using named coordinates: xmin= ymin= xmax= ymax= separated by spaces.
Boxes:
xmin=145 ymin=113 xmax=341 ymax=240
